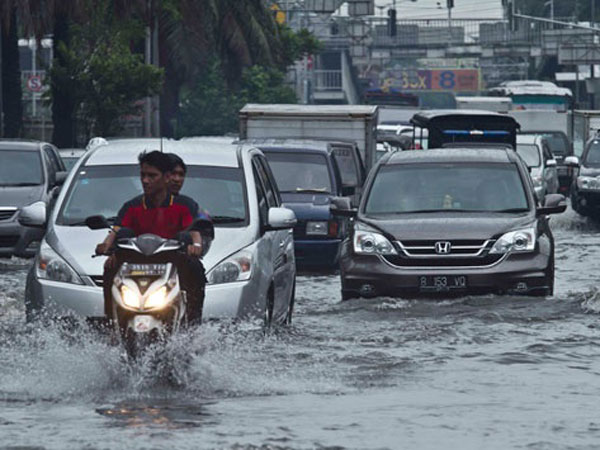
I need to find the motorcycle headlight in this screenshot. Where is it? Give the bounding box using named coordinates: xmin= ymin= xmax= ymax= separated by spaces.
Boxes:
xmin=489 ymin=227 xmax=536 ymax=254
xmin=36 ymin=241 xmax=83 ymax=285
xmin=577 ymin=176 xmax=600 ymax=190
xmin=144 ymin=286 xmax=168 ymax=310
xmin=306 ymin=221 xmax=328 ymax=236
xmin=353 ymin=228 xmax=397 ymax=255
xmin=120 ymin=285 xmax=140 ymax=309
xmin=207 ymin=248 xmax=253 ymax=285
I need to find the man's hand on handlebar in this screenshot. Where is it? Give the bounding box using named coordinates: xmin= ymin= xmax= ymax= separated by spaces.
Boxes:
xmin=95 ymin=243 xmax=111 ymax=256
xmin=187 ymin=243 xmax=203 ymax=258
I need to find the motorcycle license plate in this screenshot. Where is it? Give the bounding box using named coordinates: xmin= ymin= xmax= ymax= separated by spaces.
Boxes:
xmin=419 ymin=275 xmax=467 ymax=292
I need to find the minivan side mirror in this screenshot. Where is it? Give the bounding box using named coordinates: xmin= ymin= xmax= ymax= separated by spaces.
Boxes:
xmin=265 ymin=207 xmax=296 ymax=231
xmin=85 ymin=215 xmax=111 ymax=230
xmin=330 ymin=196 xmax=357 ymax=218
xmin=18 ymin=201 xmax=47 ymax=228
xmin=564 ymin=156 xmax=580 ymax=167
xmin=537 ymin=194 xmax=567 ymax=216
xmin=546 ymin=159 xmax=557 ymax=168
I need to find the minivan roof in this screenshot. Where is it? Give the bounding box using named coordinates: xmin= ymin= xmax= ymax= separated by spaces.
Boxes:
xmin=385 ymin=148 xmax=515 ymax=165
xmin=84 ymin=138 xmax=242 ymax=168
xmin=0 ymin=140 xmax=43 ymax=151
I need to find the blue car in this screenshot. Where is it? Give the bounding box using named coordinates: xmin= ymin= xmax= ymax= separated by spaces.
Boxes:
xmin=251 ymin=139 xmax=355 ymax=270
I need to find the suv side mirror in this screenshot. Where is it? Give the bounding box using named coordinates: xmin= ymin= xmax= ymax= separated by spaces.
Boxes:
xmin=537 ymin=194 xmax=567 ymax=216
xmin=330 ymin=196 xmax=357 ymax=218
xmin=266 ymin=207 xmax=296 ymax=230
xmin=18 ymin=201 xmax=47 ymax=228
xmin=546 ymin=159 xmax=557 ymax=168
xmin=564 ymin=156 xmax=580 ymax=167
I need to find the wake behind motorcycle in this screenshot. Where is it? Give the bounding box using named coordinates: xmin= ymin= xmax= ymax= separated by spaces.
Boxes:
xmin=86 ymin=215 xmax=201 ymax=358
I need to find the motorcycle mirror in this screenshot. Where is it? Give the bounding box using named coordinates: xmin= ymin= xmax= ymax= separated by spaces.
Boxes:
xmin=85 ymin=215 xmax=111 ymax=230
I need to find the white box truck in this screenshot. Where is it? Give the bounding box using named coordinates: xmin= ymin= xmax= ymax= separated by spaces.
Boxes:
xmin=239 ymin=104 xmax=379 ymax=170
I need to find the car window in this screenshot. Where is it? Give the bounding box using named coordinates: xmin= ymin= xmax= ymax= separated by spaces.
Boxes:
xmin=43 ymin=145 xmax=62 ymax=172
xmin=252 ymin=164 xmax=269 ymax=226
xmin=365 ymin=163 xmax=529 ymax=215
xmin=516 ymin=144 xmax=541 ymax=167
xmin=42 ymin=151 xmax=56 ymax=185
xmin=542 ymin=143 xmax=553 ymax=162
xmin=262 ymin=151 xmax=333 ymax=194
xmin=0 ymin=150 xmax=43 ymax=186
xmin=584 ymin=140 xmax=600 ymax=167
xmin=331 ymin=145 xmax=359 ymax=187
xmin=253 ymin=157 xmax=279 ymax=207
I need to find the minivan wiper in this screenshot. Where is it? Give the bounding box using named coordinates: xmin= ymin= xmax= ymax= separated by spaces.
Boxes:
xmin=211 ymin=215 xmax=245 ymax=224
xmin=281 ymin=188 xmax=331 ymax=194
xmin=401 ymin=209 xmax=479 ymax=214
xmin=0 ymin=182 xmax=41 ymax=187
xmin=64 ymin=216 xmax=117 ymax=226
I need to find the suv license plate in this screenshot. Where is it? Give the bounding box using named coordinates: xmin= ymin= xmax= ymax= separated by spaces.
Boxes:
xmin=419 ymin=275 xmax=467 ymax=292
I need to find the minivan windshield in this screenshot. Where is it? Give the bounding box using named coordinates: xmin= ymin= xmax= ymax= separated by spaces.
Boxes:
xmin=516 ymin=144 xmax=541 ymax=167
xmin=365 ymin=163 xmax=529 ymax=215
xmin=0 ymin=150 xmax=42 ymax=186
xmin=57 ymin=165 xmax=247 ymax=226
xmin=584 ymin=140 xmax=600 ymax=167
xmin=263 ymin=151 xmax=333 ymax=194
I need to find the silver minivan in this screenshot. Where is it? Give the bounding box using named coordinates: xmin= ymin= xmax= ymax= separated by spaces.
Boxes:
xmin=516 ymin=134 xmax=559 ymax=200
xmin=22 ymin=139 xmax=297 ymax=325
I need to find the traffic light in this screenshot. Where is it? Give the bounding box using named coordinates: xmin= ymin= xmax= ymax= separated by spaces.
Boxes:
xmin=388 ymin=8 xmax=397 ymax=37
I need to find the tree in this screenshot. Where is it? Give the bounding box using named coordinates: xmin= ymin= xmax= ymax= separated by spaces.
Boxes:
xmin=47 ymin=5 xmax=164 ymax=142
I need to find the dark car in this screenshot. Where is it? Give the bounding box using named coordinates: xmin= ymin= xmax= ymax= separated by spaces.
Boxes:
xmin=0 ymin=141 xmax=67 ymax=257
xmin=332 ymin=147 xmax=566 ymax=300
xmin=519 ymin=131 xmax=572 ymax=194
xmin=250 ymin=139 xmax=351 ymax=270
xmin=567 ymin=137 xmax=600 ymax=217
xmin=410 ymin=110 xmax=520 ymax=149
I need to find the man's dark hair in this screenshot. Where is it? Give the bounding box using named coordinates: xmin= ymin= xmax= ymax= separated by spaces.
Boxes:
xmin=167 ymin=153 xmax=187 ymax=174
xmin=138 ymin=150 xmax=174 ymax=174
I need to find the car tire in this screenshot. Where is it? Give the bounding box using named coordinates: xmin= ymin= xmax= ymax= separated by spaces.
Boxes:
xmin=341 ymin=289 xmax=358 ymax=301
xmin=285 ymin=280 xmax=296 ymax=325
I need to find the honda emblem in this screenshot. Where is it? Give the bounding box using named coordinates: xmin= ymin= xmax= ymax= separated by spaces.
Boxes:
xmin=435 ymin=241 xmax=452 ymax=255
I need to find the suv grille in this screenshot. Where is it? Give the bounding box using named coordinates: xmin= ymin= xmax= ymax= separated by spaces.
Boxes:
xmin=387 ymin=239 xmax=501 ymax=268
xmin=0 ymin=208 xmax=17 ymax=221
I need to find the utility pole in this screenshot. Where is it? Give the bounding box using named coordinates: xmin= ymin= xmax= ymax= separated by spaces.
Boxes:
xmin=447 ymin=0 xmax=454 ymax=44
xmin=144 ymin=0 xmax=152 ymax=137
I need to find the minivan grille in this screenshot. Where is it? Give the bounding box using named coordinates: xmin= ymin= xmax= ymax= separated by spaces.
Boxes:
xmin=0 ymin=208 xmax=17 ymax=221
xmin=90 ymin=276 xmax=104 ymax=288
xmin=0 ymin=235 xmax=19 ymax=248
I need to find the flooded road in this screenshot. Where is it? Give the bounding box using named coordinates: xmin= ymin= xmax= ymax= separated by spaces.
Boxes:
xmin=2 ymin=208 xmax=600 ymax=449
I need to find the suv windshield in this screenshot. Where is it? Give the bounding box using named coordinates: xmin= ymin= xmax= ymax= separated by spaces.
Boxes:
xmin=57 ymin=165 xmax=247 ymax=226
xmin=0 ymin=150 xmax=42 ymax=186
xmin=264 ymin=152 xmax=333 ymax=194
xmin=516 ymin=144 xmax=541 ymax=167
xmin=365 ymin=163 xmax=529 ymax=215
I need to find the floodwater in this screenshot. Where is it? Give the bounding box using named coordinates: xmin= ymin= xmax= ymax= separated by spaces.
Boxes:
xmin=2 ymin=208 xmax=600 ymax=449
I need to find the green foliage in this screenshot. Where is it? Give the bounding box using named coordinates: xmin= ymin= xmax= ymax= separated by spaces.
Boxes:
xmin=177 ymin=62 xmax=297 ymax=137
xmin=47 ymin=2 xmax=163 ymax=139
xmin=278 ymin=25 xmax=322 ymax=70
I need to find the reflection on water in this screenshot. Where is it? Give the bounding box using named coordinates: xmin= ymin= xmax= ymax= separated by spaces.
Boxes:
xmin=97 ymin=400 xmax=215 ymax=430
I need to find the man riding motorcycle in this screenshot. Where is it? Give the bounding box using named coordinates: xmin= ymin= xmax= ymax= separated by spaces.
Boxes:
xmin=95 ymin=151 xmax=210 ymax=326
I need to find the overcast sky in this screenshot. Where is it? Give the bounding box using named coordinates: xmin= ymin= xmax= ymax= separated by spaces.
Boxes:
xmin=373 ymin=0 xmax=503 ymax=19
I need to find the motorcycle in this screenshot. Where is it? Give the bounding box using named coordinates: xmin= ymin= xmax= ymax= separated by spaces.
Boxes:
xmin=86 ymin=215 xmax=210 ymax=359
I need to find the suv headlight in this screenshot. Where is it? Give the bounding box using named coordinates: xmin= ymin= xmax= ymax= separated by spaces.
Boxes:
xmin=489 ymin=227 xmax=536 ymax=254
xmin=577 ymin=176 xmax=600 ymax=190
xmin=207 ymin=248 xmax=253 ymax=285
xmin=36 ymin=240 xmax=84 ymax=285
xmin=353 ymin=226 xmax=397 ymax=255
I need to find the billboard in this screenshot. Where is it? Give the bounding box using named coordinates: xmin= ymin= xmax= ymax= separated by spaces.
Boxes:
xmin=366 ymin=68 xmax=481 ymax=93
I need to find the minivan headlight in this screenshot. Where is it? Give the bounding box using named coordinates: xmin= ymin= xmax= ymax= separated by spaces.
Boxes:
xmin=353 ymin=228 xmax=397 ymax=255
xmin=207 ymin=248 xmax=253 ymax=285
xmin=36 ymin=240 xmax=84 ymax=285
xmin=489 ymin=227 xmax=536 ymax=254
xmin=577 ymin=176 xmax=600 ymax=190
